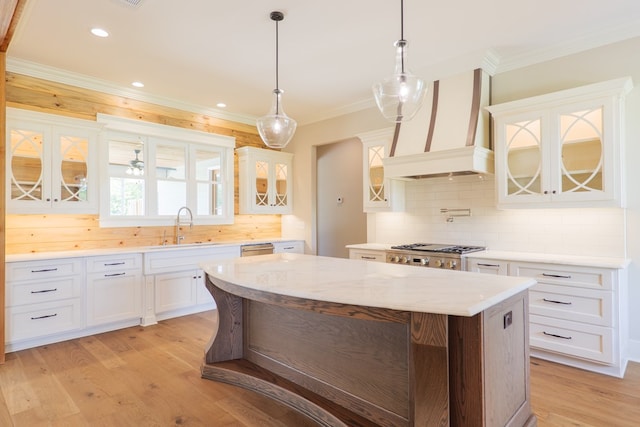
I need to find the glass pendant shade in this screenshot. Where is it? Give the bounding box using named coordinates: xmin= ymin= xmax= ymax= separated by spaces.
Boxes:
xmin=257 ymin=89 xmax=297 ymax=149
xmin=372 ymin=39 xmax=426 ymax=122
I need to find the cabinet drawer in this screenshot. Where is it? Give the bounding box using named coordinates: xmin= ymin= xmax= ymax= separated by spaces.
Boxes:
xmin=6 ymin=276 xmax=82 ymax=307
xmin=349 ymin=249 xmax=385 ymax=262
xmin=6 ymin=299 xmax=83 ymax=343
xmin=7 ymin=258 xmax=83 ymax=281
xmin=86 ymin=253 xmax=142 ymax=273
xmin=529 ymin=314 xmax=613 ymax=364
xmin=511 ymin=262 xmax=613 ymax=290
xmin=273 ymin=241 xmax=304 ymax=254
xmin=529 ymin=283 xmax=613 ymax=326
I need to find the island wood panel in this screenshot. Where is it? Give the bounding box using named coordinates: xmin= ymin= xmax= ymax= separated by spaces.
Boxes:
xmin=203 ymin=272 xmax=537 ymax=426
xmin=4 ymin=213 xmax=281 ymax=254
xmin=448 ymin=291 xmax=535 ymax=427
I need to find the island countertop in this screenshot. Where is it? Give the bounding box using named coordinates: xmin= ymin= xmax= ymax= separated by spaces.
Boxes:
xmin=200 ymin=252 xmax=536 ymax=317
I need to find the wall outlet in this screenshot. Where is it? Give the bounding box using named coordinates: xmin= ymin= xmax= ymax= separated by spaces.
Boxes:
xmin=503 ymin=311 xmax=513 ymax=329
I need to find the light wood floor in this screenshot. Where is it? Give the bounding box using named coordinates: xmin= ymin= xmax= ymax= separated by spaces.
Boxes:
xmin=0 ymin=310 xmax=638 ymax=426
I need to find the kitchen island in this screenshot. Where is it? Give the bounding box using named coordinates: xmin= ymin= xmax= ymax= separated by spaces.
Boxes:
xmin=200 ymin=253 xmax=538 ymax=427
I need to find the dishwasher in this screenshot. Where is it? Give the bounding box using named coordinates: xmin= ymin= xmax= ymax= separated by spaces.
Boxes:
xmin=240 ymin=243 xmax=275 ymax=257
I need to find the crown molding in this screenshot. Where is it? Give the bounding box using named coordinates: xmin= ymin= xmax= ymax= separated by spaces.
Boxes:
xmin=5 ymin=57 xmax=258 ymax=126
xmin=495 ymin=20 xmax=640 ymax=73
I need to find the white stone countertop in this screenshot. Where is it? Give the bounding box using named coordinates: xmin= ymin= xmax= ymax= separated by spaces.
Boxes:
xmin=201 ymin=253 xmax=536 ymax=317
xmin=464 ymin=250 xmax=630 ymax=269
xmin=345 ymin=243 xmax=630 ymax=269
xmin=5 ymin=239 xmax=301 ymax=263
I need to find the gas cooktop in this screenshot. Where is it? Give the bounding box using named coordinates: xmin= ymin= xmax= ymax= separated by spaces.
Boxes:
xmin=389 ymin=243 xmax=486 ymax=255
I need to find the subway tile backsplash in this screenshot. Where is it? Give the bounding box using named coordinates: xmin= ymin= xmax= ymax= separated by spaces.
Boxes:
xmin=370 ymin=175 xmax=626 ymax=258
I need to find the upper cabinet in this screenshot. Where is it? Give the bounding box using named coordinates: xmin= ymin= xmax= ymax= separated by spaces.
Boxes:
xmin=237 ymin=146 xmax=293 ymax=214
xmin=6 ymin=108 xmax=101 ymax=214
xmin=487 ymin=78 xmax=632 ymax=208
xmin=357 ymin=128 xmax=404 ymax=212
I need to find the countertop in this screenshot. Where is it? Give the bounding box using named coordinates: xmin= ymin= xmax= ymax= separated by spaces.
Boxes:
xmin=201 ymin=253 xmax=536 ymax=317
xmin=5 ymin=239 xmax=300 ymax=263
xmin=345 ymin=243 xmax=630 ymax=269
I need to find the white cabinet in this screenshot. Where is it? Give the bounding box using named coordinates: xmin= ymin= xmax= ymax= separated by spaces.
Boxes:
xmin=487 ymin=78 xmax=632 ymax=208
xmin=143 ymin=244 xmax=241 ymax=322
xmin=511 ymin=262 xmax=620 ymax=367
xmin=5 ymin=257 xmax=84 ymax=350
xmin=466 ymin=255 xmax=628 ymax=377
xmin=357 ymin=129 xmax=404 ymax=212
xmin=237 ymin=146 xmax=293 ymax=214
xmin=273 ymin=240 xmax=304 ymax=254
xmin=6 ymin=108 xmax=100 ymax=214
xmin=466 ymin=258 xmax=508 ymax=275
xmin=348 ymin=248 xmax=386 ymax=262
xmin=85 ymin=253 xmax=143 ymax=327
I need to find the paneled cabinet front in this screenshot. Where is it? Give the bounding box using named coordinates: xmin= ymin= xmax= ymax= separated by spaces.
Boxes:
xmin=85 ymin=254 xmax=143 ymax=327
xmin=488 ymin=78 xmax=631 ymax=208
xmin=6 ymin=108 xmax=100 ymax=214
xmin=357 ymin=128 xmax=404 ymax=212
xmin=5 ymin=257 xmax=84 ymax=349
xmin=237 ymin=146 xmax=293 ymax=214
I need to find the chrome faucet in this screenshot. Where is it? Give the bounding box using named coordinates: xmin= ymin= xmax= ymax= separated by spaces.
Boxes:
xmin=175 ymin=206 xmax=193 ymax=244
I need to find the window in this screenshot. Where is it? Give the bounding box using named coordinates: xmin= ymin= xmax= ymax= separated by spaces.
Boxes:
xmin=98 ymin=115 xmax=235 ymax=227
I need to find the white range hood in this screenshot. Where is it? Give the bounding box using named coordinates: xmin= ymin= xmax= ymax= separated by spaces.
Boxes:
xmin=383 ymin=68 xmax=494 ymax=179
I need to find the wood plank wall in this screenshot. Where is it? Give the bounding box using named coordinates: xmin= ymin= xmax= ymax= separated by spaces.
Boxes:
xmin=4 ymin=72 xmax=283 ymax=254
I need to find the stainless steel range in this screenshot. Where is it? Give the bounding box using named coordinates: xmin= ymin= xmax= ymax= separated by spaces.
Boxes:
xmin=386 ymin=243 xmax=485 ymax=271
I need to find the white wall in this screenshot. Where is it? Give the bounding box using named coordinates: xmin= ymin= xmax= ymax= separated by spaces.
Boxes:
xmin=283 ymin=36 xmax=640 ymax=359
xmin=370 ymin=176 xmax=626 ymax=257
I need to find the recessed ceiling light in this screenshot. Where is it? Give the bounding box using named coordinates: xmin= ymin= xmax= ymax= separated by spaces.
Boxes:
xmin=91 ymin=28 xmax=109 ymax=38
xmin=131 ymin=81 xmax=145 ymax=88
xmin=216 ymin=102 xmax=227 ymax=108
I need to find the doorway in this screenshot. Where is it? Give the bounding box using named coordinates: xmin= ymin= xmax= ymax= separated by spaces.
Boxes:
xmin=316 ymin=138 xmax=367 ymax=258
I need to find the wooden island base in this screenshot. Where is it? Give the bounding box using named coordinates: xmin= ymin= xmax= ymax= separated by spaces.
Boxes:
xmin=202 ymin=275 xmax=537 ymax=427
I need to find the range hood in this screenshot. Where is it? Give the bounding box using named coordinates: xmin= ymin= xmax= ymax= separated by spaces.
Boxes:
xmin=383 ymin=68 xmax=493 ymax=179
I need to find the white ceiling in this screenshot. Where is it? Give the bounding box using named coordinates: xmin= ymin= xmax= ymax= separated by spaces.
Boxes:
xmin=7 ymin=0 xmax=640 ymax=126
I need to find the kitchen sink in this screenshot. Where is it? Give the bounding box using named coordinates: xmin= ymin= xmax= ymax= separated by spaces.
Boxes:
xmin=144 ymin=242 xmax=221 ymax=250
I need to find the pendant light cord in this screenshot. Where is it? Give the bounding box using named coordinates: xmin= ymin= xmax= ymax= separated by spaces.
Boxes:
xmin=275 ymin=18 xmax=279 ymax=92
xmin=400 ymin=0 xmax=406 ymax=74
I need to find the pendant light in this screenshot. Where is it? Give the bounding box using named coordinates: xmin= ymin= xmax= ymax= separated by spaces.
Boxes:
xmin=257 ymin=11 xmax=297 ymax=149
xmin=372 ymin=0 xmax=426 ymax=122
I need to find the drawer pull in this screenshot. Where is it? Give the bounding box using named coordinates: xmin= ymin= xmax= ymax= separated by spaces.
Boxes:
xmin=31 ymin=288 xmax=58 ymax=294
xmin=31 ymin=313 xmax=58 ymax=320
xmin=543 ymin=331 xmax=572 ymax=340
xmin=478 ymin=263 xmax=500 ymax=267
xmin=104 ymin=262 xmax=126 ymax=266
xmin=361 ymin=256 xmax=377 ymax=260
xmin=283 ymin=246 xmax=294 ymax=250
xmin=542 ymin=298 xmax=572 ymax=305
xmin=541 ymin=273 xmax=572 ymax=279
xmin=31 ymin=268 xmax=58 ymax=273
xmin=104 ymin=272 xmax=126 ymax=277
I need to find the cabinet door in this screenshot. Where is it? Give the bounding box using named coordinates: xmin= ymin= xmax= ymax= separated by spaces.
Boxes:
xmin=359 ymin=129 xmax=404 ymax=212
xmin=6 ymin=112 xmax=98 ymax=213
xmin=466 ymin=258 xmax=508 ymax=275
xmin=7 ymin=121 xmax=51 ymax=210
xmin=86 ymin=271 xmax=142 ymax=326
xmin=155 ymin=271 xmax=197 ymax=313
xmin=195 ymin=269 xmax=215 ymax=306
xmin=237 ymin=147 xmax=293 ymax=214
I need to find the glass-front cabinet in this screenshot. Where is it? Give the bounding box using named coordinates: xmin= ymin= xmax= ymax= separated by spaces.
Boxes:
xmin=236 ymin=146 xmax=293 ymax=214
xmin=488 ymin=78 xmax=632 ymax=208
xmin=357 ymin=128 xmax=404 ymax=212
xmin=6 ymin=108 xmax=100 ymax=213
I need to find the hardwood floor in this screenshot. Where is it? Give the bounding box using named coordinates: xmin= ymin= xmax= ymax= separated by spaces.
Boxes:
xmin=0 ymin=310 xmax=638 ymax=426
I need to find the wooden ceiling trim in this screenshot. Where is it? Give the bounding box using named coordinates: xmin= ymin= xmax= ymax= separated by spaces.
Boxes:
xmin=0 ymin=0 xmax=26 ymax=52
